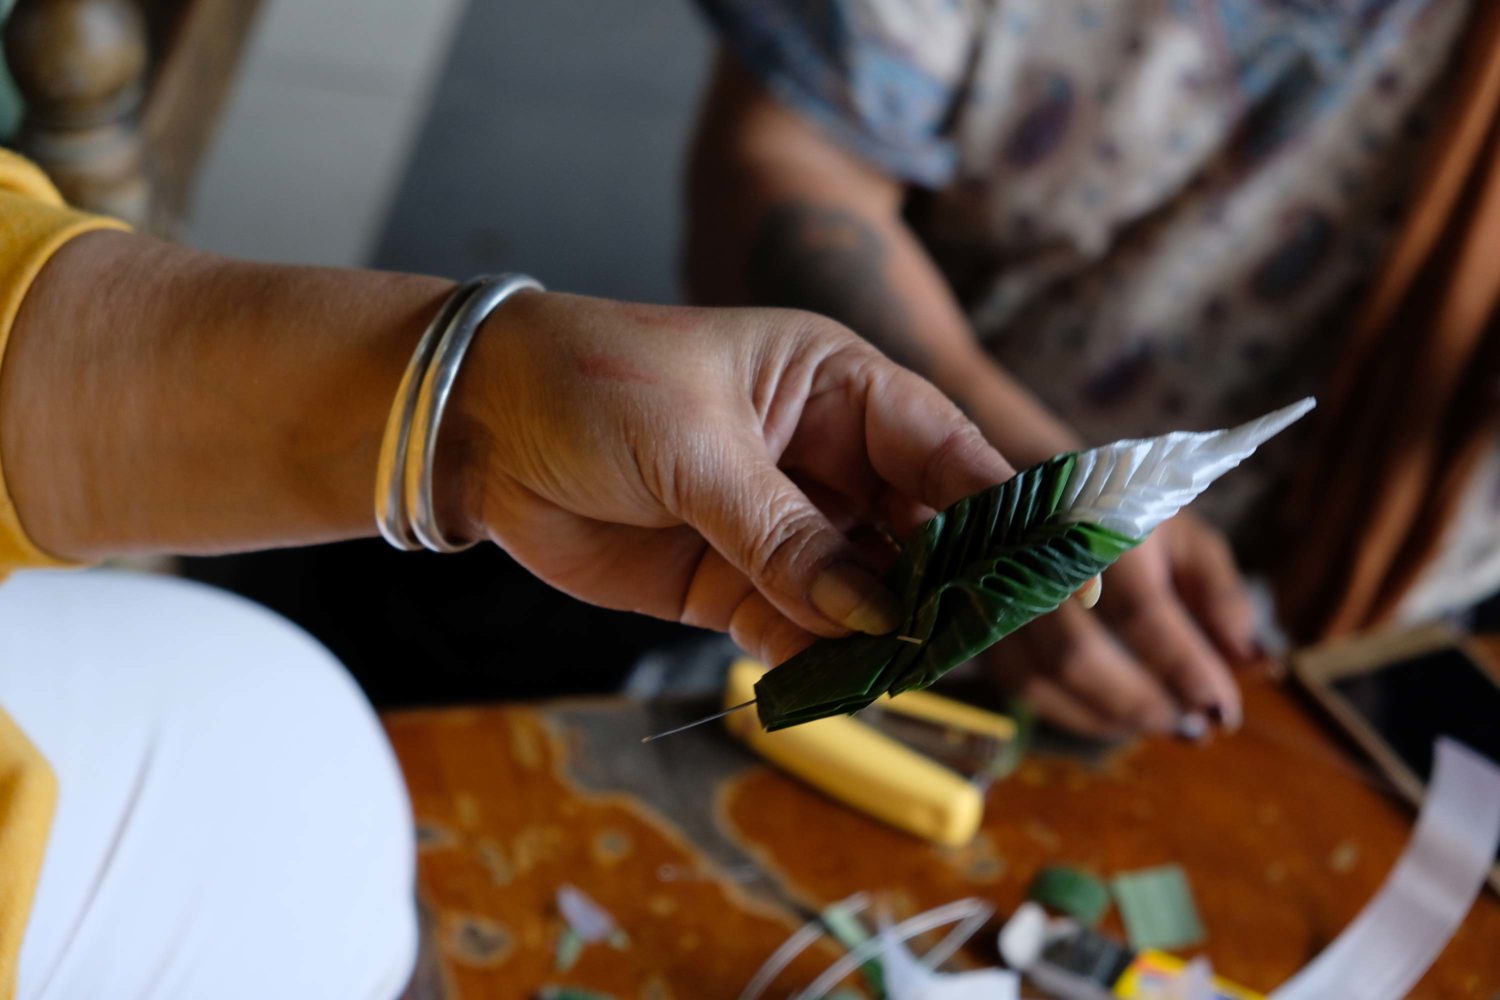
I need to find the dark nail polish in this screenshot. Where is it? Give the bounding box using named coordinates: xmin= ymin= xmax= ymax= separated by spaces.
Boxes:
xmin=1206 ymin=703 xmax=1226 ymax=726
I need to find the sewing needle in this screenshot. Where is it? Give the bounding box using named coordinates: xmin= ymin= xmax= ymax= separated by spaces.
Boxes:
xmin=641 ymin=699 xmax=756 ymax=743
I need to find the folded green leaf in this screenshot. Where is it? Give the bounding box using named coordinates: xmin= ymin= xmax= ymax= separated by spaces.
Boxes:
xmin=754 ymin=399 xmax=1316 ymax=732
xmin=756 ymin=456 xmax=1133 ymax=730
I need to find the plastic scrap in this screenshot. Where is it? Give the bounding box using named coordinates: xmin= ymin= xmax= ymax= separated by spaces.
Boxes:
xmin=554 ymin=885 xmax=628 ymax=972
xmin=1028 ymin=865 xmax=1111 ymax=926
xmin=879 ymin=924 xmax=1021 ymax=1000
xmin=1270 ymin=738 xmax=1500 ymax=1000
xmin=1111 ymin=865 xmax=1205 ymax=951
xmin=557 ymin=884 xmax=619 ymax=943
xmin=741 ymin=895 xmax=1000 ymax=1000
xmin=1169 ymin=957 xmax=1215 ymax=1000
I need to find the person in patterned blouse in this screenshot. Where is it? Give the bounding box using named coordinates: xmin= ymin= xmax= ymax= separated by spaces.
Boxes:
xmin=686 ymin=0 xmax=1499 ymax=739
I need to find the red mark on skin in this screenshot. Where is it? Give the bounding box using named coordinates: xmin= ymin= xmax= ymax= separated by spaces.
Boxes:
xmin=574 ymin=353 xmax=658 ymax=386
xmin=615 ymin=301 xmax=710 ymax=333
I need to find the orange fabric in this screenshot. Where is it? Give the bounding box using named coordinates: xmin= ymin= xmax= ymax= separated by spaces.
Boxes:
xmin=1276 ymin=5 xmax=1500 ymax=639
xmin=0 ymin=149 xmax=128 ymax=580
xmin=0 ymin=149 xmax=123 ymax=1000
xmin=0 ymin=711 xmax=57 ymax=1000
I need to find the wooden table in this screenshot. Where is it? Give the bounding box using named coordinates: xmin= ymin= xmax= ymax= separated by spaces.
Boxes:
xmin=385 ymin=655 xmax=1500 ymax=1000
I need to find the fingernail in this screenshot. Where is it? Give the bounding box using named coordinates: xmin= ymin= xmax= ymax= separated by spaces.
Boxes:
xmin=1174 ymin=711 xmax=1210 ymax=742
xmin=810 ymin=561 xmax=901 ymax=634
xmin=1209 ymin=700 xmax=1242 ymax=733
xmin=1075 ymin=576 xmax=1102 ymax=610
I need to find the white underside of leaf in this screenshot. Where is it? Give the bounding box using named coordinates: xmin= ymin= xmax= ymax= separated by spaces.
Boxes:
xmin=1056 ymin=397 xmax=1316 ymax=539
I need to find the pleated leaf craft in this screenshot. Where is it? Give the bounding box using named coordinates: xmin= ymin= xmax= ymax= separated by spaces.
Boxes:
xmin=754 ymin=398 xmax=1316 ymax=732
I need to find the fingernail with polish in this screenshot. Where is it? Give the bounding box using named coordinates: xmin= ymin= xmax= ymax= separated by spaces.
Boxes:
xmin=810 ymin=561 xmax=900 ymax=635
xmin=1210 ymin=701 xmax=1242 ymax=733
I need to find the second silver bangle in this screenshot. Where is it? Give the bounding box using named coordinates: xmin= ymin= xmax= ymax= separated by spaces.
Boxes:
xmin=404 ymin=273 xmax=544 ymax=553
xmin=375 ymin=278 xmax=481 ymax=551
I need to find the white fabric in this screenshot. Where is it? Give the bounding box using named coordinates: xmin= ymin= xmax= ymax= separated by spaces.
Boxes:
xmin=1057 ymin=398 xmax=1315 ymax=538
xmin=0 ymin=570 xmax=417 ymax=1000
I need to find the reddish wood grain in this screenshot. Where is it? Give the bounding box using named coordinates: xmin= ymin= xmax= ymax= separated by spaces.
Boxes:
xmin=386 ymin=650 xmax=1500 ymax=999
xmin=384 ymin=708 xmax=840 ymax=1000
xmin=720 ymin=671 xmax=1500 ymax=998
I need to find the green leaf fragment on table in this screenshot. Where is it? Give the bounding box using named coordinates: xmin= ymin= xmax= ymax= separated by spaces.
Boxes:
xmin=1111 ymin=864 xmax=1205 ymax=951
xmin=755 ymin=455 xmax=1136 ymax=731
xmin=1029 ymin=865 xmax=1112 ymax=926
xmin=554 ymin=928 xmax=585 ymax=971
xmin=820 ymin=902 xmax=885 ymax=997
xmin=535 ymin=989 xmax=616 ymax=1000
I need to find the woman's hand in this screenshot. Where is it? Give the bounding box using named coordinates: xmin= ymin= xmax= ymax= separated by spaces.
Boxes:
xmin=985 ymin=512 xmax=1258 ymax=738
xmin=447 ymin=291 xmax=1015 ymax=665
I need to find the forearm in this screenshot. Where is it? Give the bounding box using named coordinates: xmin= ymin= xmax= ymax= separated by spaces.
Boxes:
xmin=686 ymin=53 xmax=1078 ymax=466
xmin=1 ymin=229 xmax=456 ymax=561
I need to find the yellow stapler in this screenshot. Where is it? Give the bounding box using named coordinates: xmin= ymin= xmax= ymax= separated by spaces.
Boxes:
xmin=723 ymin=658 xmax=1016 ymax=847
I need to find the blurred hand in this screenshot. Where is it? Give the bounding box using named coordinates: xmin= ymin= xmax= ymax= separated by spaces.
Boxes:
xmin=449 ymin=291 xmax=1014 ymax=665
xmin=985 ymin=512 xmax=1258 ymax=739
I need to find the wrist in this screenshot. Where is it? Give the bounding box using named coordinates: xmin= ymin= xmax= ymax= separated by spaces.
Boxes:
xmin=434 ymin=284 xmax=550 ymax=547
xmin=4 ymin=228 xmax=462 ymax=560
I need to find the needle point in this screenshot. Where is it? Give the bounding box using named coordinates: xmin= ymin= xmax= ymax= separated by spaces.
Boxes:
xmin=642 ymin=699 xmax=757 ymax=743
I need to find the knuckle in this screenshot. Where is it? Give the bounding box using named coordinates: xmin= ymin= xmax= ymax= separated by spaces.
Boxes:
xmin=1054 ymin=640 xmax=1104 ymax=687
xmin=784 ymin=308 xmax=859 ymax=350
xmin=1123 ymin=698 xmax=1169 ymax=732
xmin=919 ymin=424 xmax=987 ymax=504
xmin=1199 ymin=533 xmax=1238 ymax=571
xmin=1107 ymin=592 xmax=1158 ymax=636
xmin=741 ymin=503 xmax=825 ymax=585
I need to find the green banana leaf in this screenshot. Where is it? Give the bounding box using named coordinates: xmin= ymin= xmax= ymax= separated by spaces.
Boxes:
xmin=754 ymin=454 xmax=1138 ymax=731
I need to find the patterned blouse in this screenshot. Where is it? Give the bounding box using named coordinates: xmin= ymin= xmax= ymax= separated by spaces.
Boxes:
xmin=701 ymin=0 xmax=1499 ymax=622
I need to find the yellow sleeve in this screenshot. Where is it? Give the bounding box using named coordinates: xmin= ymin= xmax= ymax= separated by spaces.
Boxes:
xmin=0 ymin=149 xmax=129 ymax=579
xmin=0 ymin=709 xmax=57 ymax=1000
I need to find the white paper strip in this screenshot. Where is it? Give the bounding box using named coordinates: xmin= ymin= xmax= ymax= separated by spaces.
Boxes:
xmin=1270 ymin=738 xmax=1500 ymax=1000
xmin=1057 ymin=398 xmax=1315 ymax=538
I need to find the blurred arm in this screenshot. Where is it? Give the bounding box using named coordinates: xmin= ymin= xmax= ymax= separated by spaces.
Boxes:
xmin=684 ymin=51 xmax=1080 ymax=465
xmin=2 ymin=229 xmax=459 ymax=561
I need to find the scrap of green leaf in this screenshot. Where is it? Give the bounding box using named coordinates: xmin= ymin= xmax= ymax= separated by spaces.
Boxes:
xmin=1111 ymin=864 xmax=1206 ymax=951
xmin=820 ymin=902 xmax=885 ymax=997
xmin=1028 ymin=865 xmax=1112 ymax=926
xmin=553 ymin=928 xmax=585 ymax=972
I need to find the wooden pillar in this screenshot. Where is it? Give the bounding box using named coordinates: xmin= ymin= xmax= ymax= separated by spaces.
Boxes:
xmin=4 ymin=0 xmax=151 ymax=225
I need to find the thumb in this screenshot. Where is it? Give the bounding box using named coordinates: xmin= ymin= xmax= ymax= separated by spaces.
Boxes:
xmin=677 ymin=444 xmax=901 ymax=638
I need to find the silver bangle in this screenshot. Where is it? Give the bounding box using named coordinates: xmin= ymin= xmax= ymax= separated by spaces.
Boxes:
xmin=374 ymin=279 xmax=481 ymax=550
xmin=403 ymin=273 xmax=544 ymax=552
